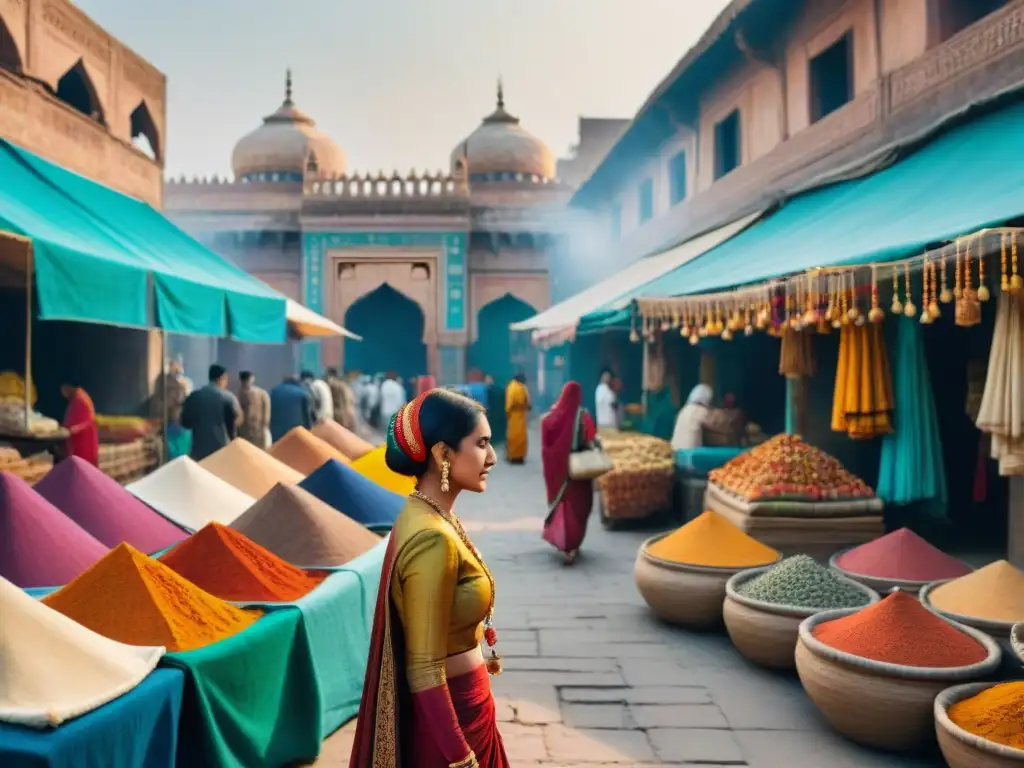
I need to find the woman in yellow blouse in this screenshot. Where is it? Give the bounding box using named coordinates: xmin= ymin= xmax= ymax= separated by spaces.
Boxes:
xmin=349 ymin=388 xmax=508 ymax=768
xmin=504 ymin=373 xmax=530 ymax=464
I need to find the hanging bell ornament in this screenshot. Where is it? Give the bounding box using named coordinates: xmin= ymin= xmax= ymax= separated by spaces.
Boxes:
xmin=629 ymin=328 xmax=639 ymax=343
xmin=744 ymin=324 xmax=754 ymax=336
xmin=868 ymin=306 xmax=885 ymax=323
xmin=721 ymin=328 xmax=733 ymax=341
xmin=688 ymin=333 xmax=699 ymax=346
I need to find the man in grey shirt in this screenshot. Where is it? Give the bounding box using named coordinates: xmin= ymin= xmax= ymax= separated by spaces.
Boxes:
xmin=180 ymin=364 xmax=242 ymax=461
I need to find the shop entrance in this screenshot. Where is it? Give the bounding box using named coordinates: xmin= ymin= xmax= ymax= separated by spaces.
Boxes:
xmin=343 ymin=283 xmax=427 ymax=382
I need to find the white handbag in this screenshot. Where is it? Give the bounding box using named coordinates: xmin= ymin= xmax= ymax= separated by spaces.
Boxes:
xmin=568 ymin=408 xmax=613 ymax=481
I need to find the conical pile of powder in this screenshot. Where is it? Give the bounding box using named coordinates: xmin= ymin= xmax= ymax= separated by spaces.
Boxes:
xmin=199 ymin=438 xmax=303 ymax=498
xmin=269 ymin=427 xmax=350 ymax=475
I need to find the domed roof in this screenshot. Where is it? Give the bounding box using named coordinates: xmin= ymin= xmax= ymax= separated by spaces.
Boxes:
xmin=232 ymin=71 xmax=346 ymax=182
xmin=451 ymin=82 xmax=556 ymax=182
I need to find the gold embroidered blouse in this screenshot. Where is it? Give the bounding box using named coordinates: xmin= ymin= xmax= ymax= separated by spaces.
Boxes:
xmin=390 ymin=497 xmax=491 ymax=693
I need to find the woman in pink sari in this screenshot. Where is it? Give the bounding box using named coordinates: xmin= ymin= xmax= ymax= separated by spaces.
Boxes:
xmin=541 ymin=381 xmax=597 ymax=564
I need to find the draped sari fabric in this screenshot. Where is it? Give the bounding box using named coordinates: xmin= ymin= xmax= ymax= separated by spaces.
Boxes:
xmin=504 ymin=380 xmax=530 ymax=463
xmin=63 ymin=388 xmax=99 ymax=467
xmin=541 ymin=382 xmax=597 ymax=554
xmin=349 ymin=535 xmax=509 ymax=768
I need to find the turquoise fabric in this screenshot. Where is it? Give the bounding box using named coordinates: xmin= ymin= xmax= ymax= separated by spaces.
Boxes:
xmin=675 ymin=447 xmax=744 ymax=476
xmin=642 ymin=387 xmax=676 ymax=440
xmin=603 ymin=100 xmax=1024 ymax=305
xmin=0 ymin=141 xmax=286 ymax=341
xmin=877 ymin=317 xmax=948 ymax=517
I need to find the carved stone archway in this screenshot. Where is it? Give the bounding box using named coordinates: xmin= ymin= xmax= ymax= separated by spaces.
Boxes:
xmin=0 ymin=12 xmax=23 ymax=72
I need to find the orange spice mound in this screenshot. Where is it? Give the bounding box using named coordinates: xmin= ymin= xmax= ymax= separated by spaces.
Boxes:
xmin=812 ymin=591 xmax=988 ymax=668
xmin=42 ymin=543 xmax=261 ymax=652
xmin=159 ymin=522 xmax=327 ymax=602
xmin=269 ymin=427 xmax=350 ymax=475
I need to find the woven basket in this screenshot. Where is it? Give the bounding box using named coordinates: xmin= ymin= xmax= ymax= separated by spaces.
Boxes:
xmin=935 ymin=683 xmax=1024 ymax=767
xmin=795 ymin=608 xmax=1001 ymax=752
xmin=830 ymin=549 xmax=974 ymax=595
xmin=920 ymin=581 xmax=1016 ymax=644
xmin=634 ymin=534 xmax=780 ymax=629
xmin=723 ymin=567 xmax=879 ymax=670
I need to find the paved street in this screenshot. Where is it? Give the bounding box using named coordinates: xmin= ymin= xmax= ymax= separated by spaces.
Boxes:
xmin=320 ymin=427 xmax=942 ymax=767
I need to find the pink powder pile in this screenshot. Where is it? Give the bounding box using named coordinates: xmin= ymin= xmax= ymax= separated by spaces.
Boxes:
xmin=834 ymin=527 xmax=973 ymax=582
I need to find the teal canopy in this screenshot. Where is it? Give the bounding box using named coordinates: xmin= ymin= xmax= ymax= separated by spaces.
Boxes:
xmin=0 ymin=141 xmax=286 ymax=341
xmin=627 ymin=98 xmax=1024 ymax=302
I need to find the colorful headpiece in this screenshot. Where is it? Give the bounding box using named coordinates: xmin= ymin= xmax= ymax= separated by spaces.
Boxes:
xmin=388 ymin=391 xmax=430 ymax=463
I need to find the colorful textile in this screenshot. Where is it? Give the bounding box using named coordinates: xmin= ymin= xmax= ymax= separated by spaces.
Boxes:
xmin=160 ymin=609 xmax=321 ymax=768
xmin=505 ymin=380 xmax=530 ymax=462
xmin=0 ymin=575 xmax=164 ymax=728
xmin=877 ymin=317 xmax=948 ymax=515
xmin=299 ymin=458 xmax=403 ymax=530
xmin=34 ymin=457 xmax=186 ymax=553
xmin=62 ymin=389 xmax=98 ymax=467
xmin=541 ymin=382 xmax=597 ymax=555
xmin=0 ymin=473 xmax=108 ymax=588
xmin=0 ymin=667 xmax=184 ymax=768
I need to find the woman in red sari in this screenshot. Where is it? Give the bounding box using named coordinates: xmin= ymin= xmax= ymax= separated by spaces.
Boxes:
xmin=350 ymin=388 xmax=509 ymax=768
xmin=541 ymin=381 xmax=597 ymax=565
xmin=61 ymin=382 xmax=99 ymax=467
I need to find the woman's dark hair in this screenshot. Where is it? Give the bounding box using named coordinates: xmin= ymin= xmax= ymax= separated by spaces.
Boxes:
xmin=385 ymin=389 xmax=484 ymax=478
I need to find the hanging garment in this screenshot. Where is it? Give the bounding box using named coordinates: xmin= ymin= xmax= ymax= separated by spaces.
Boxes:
xmin=976 ymin=292 xmax=1024 ymax=474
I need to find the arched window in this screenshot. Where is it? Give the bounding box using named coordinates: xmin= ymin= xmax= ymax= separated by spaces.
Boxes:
xmin=130 ymin=100 xmax=161 ymax=162
xmin=0 ymin=14 xmax=22 ymax=73
xmin=56 ymin=60 xmax=105 ymax=125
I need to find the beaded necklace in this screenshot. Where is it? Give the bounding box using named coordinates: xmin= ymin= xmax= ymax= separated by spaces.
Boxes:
xmin=411 ymin=490 xmax=502 ymax=675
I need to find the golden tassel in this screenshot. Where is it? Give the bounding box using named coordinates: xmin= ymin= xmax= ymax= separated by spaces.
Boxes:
xmin=939 ymin=250 xmax=953 ymax=304
xmin=903 ymin=262 xmax=917 ymax=318
xmin=890 ymin=266 xmax=903 ymax=315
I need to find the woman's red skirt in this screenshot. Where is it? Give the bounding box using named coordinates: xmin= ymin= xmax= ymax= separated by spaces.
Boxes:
xmin=408 ymin=665 xmax=510 ymax=767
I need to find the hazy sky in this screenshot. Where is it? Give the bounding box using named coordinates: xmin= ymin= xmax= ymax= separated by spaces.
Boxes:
xmin=75 ymin=0 xmax=730 ymax=178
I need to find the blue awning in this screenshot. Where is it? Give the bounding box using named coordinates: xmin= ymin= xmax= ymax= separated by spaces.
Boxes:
xmin=632 ymin=98 xmax=1024 ymax=301
xmin=0 ymin=141 xmax=286 ymax=342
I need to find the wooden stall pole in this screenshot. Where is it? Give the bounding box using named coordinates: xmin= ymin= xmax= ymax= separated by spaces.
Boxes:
xmin=160 ymin=331 xmax=167 ymax=466
xmin=23 ymin=242 xmax=33 ymax=434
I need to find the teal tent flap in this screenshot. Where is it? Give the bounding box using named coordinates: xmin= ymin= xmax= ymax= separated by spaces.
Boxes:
xmin=0 ymin=148 xmax=149 ymax=327
xmin=4 ymin=141 xmax=286 ymax=342
xmin=637 ymin=98 xmax=1024 ymax=300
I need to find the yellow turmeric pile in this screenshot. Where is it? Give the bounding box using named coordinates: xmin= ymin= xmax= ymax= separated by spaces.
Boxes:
xmin=948 ymin=682 xmax=1024 ymax=748
xmin=646 ymin=511 xmax=779 ymax=568
xmin=831 ymin=324 xmax=893 ymax=439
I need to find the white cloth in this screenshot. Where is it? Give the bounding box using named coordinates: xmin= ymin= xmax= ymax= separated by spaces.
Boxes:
xmin=127 ymin=456 xmax=255 ymax=530
xmin=311 ymin=379 xmax=334 ymax=423
xmin=380 ymin=379 xmax=407 ymax=423
xmin=595 ymin=382 xmax=618 ymax=429
xmin=0 ymin=575 xmax=164 ymax=728
xmin=671 ymin=385 xmax=714 ymax=451
xmin=977 ymin=293 xmax=1024 ymax=474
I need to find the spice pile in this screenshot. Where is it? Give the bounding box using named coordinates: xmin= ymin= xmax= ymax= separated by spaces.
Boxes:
xmin=159 ymin=522 xmax=327 ymax=602
xmin=42 ymin=543 xmax=262 ymax=652
xmin=350 ymin=446 xmax=417 ymax=497
xmin=34 ymin=456 xmax=186 ymax=553
xmin=647 ymin=511 xmax=779 ymax=568
xmin=0 ymin=471 xmax=108 ymax=588
xmin=311 ymin=421 xmax=374 ymax=461
xmin=927 ymin=560 xmax=1024 ymax=623
xmin=231 ymin=483 xmax=380 ymax=567
xmin=737 ymin=555 xmax=870 ymax=610
xmin=948 ymin=682 xmax=1024 ymax=749
xmin=812 ymin=591 xmax=988 ymax=668
xmin=299 ymin=458 xmax=403 ymax=528
xmin=709 ymin=434 xmax=873 ymax=501
xmin=269 ymin=427 xmax=350 ymax=475
xmin=833 ymin=527 xmax=972 ymax=582
xmin=199 ymin=438 xmax=304 ymax=499
xmin=597 ymin=433 xmax=675 ymax=521
xmin=126 ymin=457 xmax=255 ymax=530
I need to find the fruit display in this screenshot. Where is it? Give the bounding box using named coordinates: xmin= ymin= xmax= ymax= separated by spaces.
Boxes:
xmin=597 ymin=433 xmax=675 ymax=520
xmin=709 ymin=434 xmax=874 ymax=502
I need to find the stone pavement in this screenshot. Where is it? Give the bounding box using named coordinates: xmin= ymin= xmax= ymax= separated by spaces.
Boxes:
xmin=318 ymin=428 xmax=943 ymax=767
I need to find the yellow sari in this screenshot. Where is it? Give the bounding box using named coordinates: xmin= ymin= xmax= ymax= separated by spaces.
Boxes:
xmin=505 ymin=380 xmax=530 ymax=462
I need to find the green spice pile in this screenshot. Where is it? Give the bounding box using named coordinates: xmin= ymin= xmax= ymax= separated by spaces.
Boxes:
xmin=737 ymin=555 xmax=871 ymax=610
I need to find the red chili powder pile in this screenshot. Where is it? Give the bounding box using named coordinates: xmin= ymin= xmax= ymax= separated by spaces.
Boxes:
xmin=159 ymin=522 xmax=327 ymax=602
xmin=812 ymin=591 xmax=988 ymax=667
xmin=834 ymin=527 xmax=973 ymax=582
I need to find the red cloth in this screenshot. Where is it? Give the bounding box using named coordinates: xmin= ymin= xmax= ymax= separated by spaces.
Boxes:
xmin=350 ymin=536 xmax=509 ymax=768
xmin=416 ymin=376 xmax=436 ymax=396
xmin=541 ymin=382 xmax=596 ymax=554
xmin=62 ymin=389 xmax=99 ymax=467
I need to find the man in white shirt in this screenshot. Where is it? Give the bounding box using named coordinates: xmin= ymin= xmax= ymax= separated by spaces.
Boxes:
xmin=595 ymin=369 xmax=619 ymax=430
xmin=379 ymin=372 xmax=407 ymax=427
xmin=301 ymin=370 xmax=334 ymax=424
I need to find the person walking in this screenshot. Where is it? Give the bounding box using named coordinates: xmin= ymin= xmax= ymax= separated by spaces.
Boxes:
xmin=236 ymin=371 xmax=271 ymax=449
xmin=379 ymin=371 xmax=407 ymax=427
xmin=594 ymin=369 xmax=619 ymax=432
xmin=60 ymin=380 xmax=99 ymax=467
xmin=270 ymin=374 xmax=315 ymax=443
xmin=541 ymin=382 xmax=597 ymax=565
xmin=301 ymin=370 xmax=333 ymax=425
xmin=327 ymin=367 xmax=358 ymax=431
xmin=180 ymin=364 xmax=242 ymax=461
xmin=349 ymin=389 xmax=509 ymax=767
xmin=504 ymin=373 xmax=531 ymax=464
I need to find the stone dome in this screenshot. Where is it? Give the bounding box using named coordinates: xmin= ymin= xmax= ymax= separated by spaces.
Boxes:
xmin=451 ymin=82 xmax=556 ymax=182
xmin=231 ymin=71 xmax=346 ymax=182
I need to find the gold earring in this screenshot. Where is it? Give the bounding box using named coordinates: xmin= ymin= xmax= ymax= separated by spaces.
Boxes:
xmin=441 ymin=459 xmax=450 ymax=493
